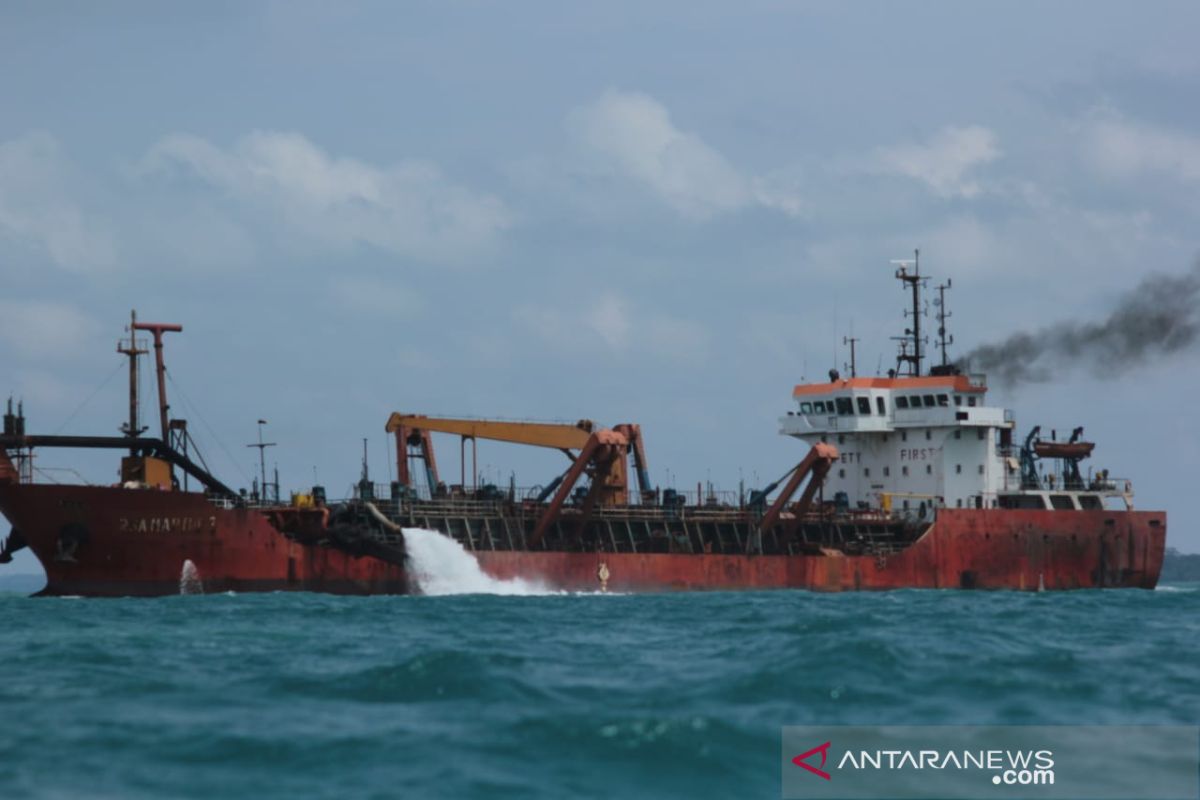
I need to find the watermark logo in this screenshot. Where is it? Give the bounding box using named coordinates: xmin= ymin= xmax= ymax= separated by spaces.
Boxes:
xmin=781 ymin=726 xmax=1199 ymax=800
xmin=792 ymin=741 xmax=832 ymax=781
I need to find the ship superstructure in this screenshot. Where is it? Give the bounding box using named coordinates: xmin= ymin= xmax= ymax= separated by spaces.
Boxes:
xmin=781 ymin=253 xmax=1133 ymax=517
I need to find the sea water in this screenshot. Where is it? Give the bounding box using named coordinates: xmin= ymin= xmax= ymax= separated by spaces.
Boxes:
xmin=1 ymin=531 xmax=1197 ymax=799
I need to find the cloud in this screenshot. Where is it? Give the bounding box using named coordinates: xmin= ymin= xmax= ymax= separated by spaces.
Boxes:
xmin=873 ymin=125 xmax=1001 ymax=198
xmin=1082 ymin=110 xmax=1200 ymax=182
xmin=0 ymin=133 xmax=117 ymax=272
xmin=517 ymin=292 xmax=708 ymax=361
xmin=585 ymin=293 xmax=631 ymax=349
xmin=329 ymin=275 xmax=422 ymax=316
xmin=140 ymin=131 xmax=512 ymax=262
xmin=567 ymin=89 xmax=802 ymax=219
xmin=0 ymin=300 xmax=100 ymax=361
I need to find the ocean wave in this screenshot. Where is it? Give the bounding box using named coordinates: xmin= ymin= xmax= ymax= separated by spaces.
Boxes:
xmin=1 ymin=589 xmax=1197 ymax=799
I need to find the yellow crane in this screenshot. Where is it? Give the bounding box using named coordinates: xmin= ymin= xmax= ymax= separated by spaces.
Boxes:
xmin=384 ymin=413 xmax=653 ymax=511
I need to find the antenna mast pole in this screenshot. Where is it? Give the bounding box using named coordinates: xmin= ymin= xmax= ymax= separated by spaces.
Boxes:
xmin=935 ymin=279 xmax=954 ymax=368
xmin=910 ymin=249 xmax=921 ymax=375
xmin=892 ymin=248 xmax=927 ymax=377
xmin=247 ymin=419 xmax=276 ymax=503
xmin=117 ymin=310 xmax=148 ymax=452
xmin=843 ymin=336 xmax=859 ymax=378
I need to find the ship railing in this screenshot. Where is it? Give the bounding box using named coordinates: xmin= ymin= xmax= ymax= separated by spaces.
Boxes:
xmin=1090 ymin=477 xmax=1134 ymax=495
xmin=354 ymin=481 xmax=749 ymax=509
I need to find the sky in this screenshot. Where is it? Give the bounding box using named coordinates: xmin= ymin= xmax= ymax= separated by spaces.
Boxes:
xmin=3 ymin=1 xmax=1200 ymax=577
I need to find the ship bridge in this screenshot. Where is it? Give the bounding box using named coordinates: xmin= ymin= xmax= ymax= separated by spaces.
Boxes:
xmin=778 ymin=251 xmax=1133 ymax=515
xmin=779 ymin=373 xmax=1015 ymax=513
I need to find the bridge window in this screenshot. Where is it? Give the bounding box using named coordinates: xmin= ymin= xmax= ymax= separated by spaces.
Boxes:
xmin=1050 ymin=494 xmax=1075 ymax=511
xmin=1000 ymin=494 xmax=1049 ymax=510
xmin=857 ymin=396 xmax=871 ymax=415
xmin=876 ymin=397 xmax=885 ymax=415
xmin=954 ymin=395 xmax=963 ymax=406
xmin=923 ymin=394 xmax=935 ymax=407
xmin=967 ymin=396 xmax=977 ymax=407
xmin=800 ymin=402 xmax=813 ymax=413
xmin=937 ymin=394 xmax=949 ymax=407
xmin=1079 ymin=495 xmax=1102 ymax=510
xmin=910 ymin=395 xmax=923 ymax=407
xmin=836 ymin=397 xmax=853 ymax=415
xmin=814 ymin=401 xmax=826 ymax=413
xmin=896 ymin=396 xmax=910 ymax=409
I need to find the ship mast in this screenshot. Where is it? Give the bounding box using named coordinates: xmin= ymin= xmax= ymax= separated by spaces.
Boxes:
xmin=246 ymin=419 xmax=275 ymax=503
xmin=891 ymin=249 xmax=928 ymax=377
xmin=131 ymin=319 xmax=183 ymax=442
xmin=117 ymin=310 xmax=148 ymax=453
xmin=934 ymin=278 xmax=954 ymax=369
xmin=842 ymin=335 xmax=859 ymax=378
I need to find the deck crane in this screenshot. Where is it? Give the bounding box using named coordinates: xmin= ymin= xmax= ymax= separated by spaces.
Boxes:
xmin=751 ymin=442 xmax=839 ymax=551
xmin=384 ymin=413 xmax=655 ymax=513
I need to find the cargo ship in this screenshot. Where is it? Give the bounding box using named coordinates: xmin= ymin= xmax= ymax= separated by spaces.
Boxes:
xmin=0 ymin=258 xmax=1166 ymax=595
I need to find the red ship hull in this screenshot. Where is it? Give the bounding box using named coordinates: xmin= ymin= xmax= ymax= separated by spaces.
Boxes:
xmin=0 ymin=485 xmax=408 ymax=596
xmin=475 ymin=508 xmax=1165 ymax=592
xmin=0 ymin=484 xmax=1164 ymax=596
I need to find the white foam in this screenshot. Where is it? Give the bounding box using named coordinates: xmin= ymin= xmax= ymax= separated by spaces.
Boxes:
xmin=402 ymin=528 xmax=557 ymax=596
xmin=179 ymin=559 xmax=205 ymax=595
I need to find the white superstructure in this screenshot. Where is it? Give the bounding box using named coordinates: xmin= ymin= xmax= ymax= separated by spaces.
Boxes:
xmin=779 ymin=373 xmax=1131 ymax=513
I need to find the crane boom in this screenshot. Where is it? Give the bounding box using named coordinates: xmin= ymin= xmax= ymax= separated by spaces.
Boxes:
xmin=758 ymin=442 xmax=839 ymax=534
xmin=385 ymin=414 xmax=595 ymax=450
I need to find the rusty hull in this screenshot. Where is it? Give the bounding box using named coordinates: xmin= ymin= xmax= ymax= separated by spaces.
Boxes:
xmin=0 ymin=481 xmax=1164 ymax=596
xmin=0 ymin=484 xmax=407 ymax=596
xmin=475 ymin=508 xmax=1165 ymax=592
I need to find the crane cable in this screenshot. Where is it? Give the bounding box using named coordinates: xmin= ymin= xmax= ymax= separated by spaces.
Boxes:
xmin=51 ymin=358 xmax=127 ymax=435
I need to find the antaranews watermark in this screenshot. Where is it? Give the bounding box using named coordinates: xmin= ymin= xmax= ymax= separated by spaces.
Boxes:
xmin=782 ymin=726 xmax=1198 ymax=800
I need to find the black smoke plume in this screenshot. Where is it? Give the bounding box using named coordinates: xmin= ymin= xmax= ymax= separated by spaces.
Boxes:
xmin=957 ymin=261 xmax=1200 ymax=387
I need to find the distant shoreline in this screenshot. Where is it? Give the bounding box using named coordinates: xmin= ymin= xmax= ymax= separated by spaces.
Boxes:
xmin=1162 ymin=548 xmax=1200 ymax=583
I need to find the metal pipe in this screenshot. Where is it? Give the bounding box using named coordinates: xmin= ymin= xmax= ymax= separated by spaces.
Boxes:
xmin=0 ymin=434 xmax=238 ymax=498
xmin=131 ymin=321 xmax=182 ymax=442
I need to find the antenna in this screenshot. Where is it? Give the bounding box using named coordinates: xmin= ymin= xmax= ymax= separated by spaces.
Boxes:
xmin=890 ymin=248 xmax=929 ymax=377
xmin=842 ymin=335 xmax=859 ymax=378
xmin=116 ymin=309 xmax=148 ymax=449
xmin=246 ymin=419 xmax=276 ymax=503
xmin=933 ymin=278 xmax=954 ymax=368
